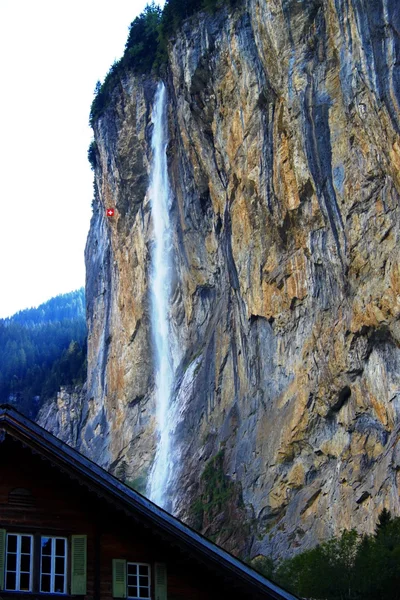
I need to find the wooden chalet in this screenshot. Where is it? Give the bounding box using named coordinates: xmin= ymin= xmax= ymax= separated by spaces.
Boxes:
xmin=0 ymin=404 xmax=298 ymax=600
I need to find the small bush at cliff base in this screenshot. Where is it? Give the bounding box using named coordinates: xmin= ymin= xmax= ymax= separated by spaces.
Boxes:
xmin=248 ymin=556 xmax=274 ymax=580
xmin=199 ymin=450 xmax=235 ymax=516
xmin=189 ymin=449 xmax=245 ymax=532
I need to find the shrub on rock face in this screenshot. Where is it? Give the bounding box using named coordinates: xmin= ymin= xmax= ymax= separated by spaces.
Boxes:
xmin=87 ymin=140 xmax=97 ymax=170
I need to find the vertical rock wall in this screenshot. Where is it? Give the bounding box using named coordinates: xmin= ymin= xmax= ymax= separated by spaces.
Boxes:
xmin=40 ymin=0 xmax=400 ymax=559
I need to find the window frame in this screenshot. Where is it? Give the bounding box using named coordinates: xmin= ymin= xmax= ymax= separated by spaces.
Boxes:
xmin=126 ymin=562 xmax=151 ymax=600
xmin=39 ymin=536 xmax=68 ymax=595
xmin=5 ymin=532 xmax=34 ymax=593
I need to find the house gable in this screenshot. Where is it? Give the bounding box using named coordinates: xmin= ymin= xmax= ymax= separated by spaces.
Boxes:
xmin=0 ymin=405 xmax=297 ymax=600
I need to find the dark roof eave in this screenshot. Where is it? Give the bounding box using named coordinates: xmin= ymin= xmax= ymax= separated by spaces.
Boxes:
xmin=0 ymin=405 xmax=298 ymax=600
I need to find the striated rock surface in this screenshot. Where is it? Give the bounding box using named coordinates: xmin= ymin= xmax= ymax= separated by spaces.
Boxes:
xmin=40 ymin=0 xmax=400 ymax=560
xmin=37 ymin=385 xmax=87 ymax=448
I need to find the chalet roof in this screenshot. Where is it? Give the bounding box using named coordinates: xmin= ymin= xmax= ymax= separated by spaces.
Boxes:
xmin=0 ymin=404 xmax=298 ymax=600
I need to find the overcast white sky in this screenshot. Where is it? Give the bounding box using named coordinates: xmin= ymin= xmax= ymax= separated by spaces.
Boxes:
xmin=0 ymin=0 xmax=151 ymax=318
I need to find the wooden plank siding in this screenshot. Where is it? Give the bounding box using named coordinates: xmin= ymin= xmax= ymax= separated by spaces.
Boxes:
xmin=0 ymin=436 xmax=228 ymax=600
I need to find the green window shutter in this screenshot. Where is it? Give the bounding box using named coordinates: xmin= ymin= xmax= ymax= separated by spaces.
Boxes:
xmin=71 ymin=535 xmax=87 ymax=595
xmin=155 ymin=563 xmax=167 ymax=600
xmin=112 ymin=559 xmax=127 ymax=598
xmin=0 ymin=529 xmax=5 ymax=591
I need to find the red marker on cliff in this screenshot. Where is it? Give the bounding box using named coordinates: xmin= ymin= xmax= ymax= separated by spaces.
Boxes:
xmin=106 ymin=208 xmax=115 ymax=217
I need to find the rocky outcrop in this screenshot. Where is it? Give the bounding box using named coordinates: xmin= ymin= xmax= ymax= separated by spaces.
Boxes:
xmin=37 ymin=385 xmax=86 ymax=448
xmin=43 ymin=0 xmax=400 ymax=560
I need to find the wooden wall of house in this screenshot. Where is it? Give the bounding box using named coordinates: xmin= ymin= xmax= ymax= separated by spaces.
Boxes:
xmin=0 ymin=435 xmax=254 ymax=600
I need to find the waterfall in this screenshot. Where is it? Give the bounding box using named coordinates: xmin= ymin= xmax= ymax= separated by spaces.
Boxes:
xmin=146 ymin=82 xmax=174 ymax=508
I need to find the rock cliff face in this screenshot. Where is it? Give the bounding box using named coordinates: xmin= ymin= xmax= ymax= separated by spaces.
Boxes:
xmin=39 ymin=0 xmax=400 ymax=560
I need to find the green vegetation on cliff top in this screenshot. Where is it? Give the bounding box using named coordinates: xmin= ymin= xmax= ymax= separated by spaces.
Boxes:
xmin=89 ymin=0 xmax=239 ymax=127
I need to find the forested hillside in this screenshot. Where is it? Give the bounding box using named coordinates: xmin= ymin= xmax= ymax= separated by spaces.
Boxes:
xmin=0 ymin=289 xmax=87 ymax=417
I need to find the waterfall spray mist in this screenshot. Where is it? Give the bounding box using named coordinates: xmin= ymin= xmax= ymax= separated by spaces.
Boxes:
xmin=147 ymin=82 xmax=174 ymax=508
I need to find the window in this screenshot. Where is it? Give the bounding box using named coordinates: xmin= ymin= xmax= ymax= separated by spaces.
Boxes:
xmin=113 ymin=561 xmax=166 ymax=600
xmin=40 ymin=537 xmax=67 ymax=594
xmin=127 ymin=563 xmax=150 ymax=599
xmin=5 ymin=533 xmax=33 ymax=592
xmin=0 ymin=530 xmax=86 ymax=596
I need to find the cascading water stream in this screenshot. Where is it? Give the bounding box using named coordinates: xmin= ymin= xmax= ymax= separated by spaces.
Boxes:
xmin=146 ymin=82 xmax=174 ymax=508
